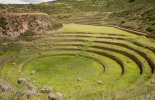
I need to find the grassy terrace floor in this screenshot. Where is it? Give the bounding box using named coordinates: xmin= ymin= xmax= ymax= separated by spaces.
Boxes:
xmin=0 ymin=24 xmax=155 ymax=99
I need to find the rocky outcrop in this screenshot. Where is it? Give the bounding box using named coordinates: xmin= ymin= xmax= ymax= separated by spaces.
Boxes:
xmin=0 ymin=12 xmax=63 ymax=39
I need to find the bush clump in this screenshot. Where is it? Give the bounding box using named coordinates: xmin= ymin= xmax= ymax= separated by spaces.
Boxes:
xmin=51 ymin=22 xmax=63 ymax=30
xmin=0 ymin=42 xmax=22 ymax=54
xmin=0 ymin=17 xmax=7 ymax=30
xmin=17 ymin=30 xmax=36 ymax=41
xmin=146 ymin=26 xmax=155 ymax=34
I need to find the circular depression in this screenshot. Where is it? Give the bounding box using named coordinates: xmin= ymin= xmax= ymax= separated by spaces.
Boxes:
xmin=22 ymin=55 xmax=104 ymax=94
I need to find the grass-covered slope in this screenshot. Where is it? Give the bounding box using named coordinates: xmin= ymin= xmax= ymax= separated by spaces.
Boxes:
xmin=103 ymin=0 xmax=155 ymax=34
xmin=0 ymin=0 xmax=154 ymax=35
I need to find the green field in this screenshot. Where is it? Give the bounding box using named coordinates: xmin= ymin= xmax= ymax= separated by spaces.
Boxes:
xmin=23 ymin=56 xmax=104 ymax=92
xmin=0 ymin=24 xmax=155 ymax=99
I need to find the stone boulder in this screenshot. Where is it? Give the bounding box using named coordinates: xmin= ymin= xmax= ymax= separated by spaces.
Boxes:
xmin=40 ymin=87 xmax=53 ymax=94
xmin=77 ymin=78 xmax=82 ymax=82
xmin=30 ymin=71 xmax=36 ymax=75
xmin=17 ymin=78 xmax=27 ymax=84
xmin=98 ymin=80 xmax=103 ymax=85
xmin=48 ymin=92 xmax=63 ymax=100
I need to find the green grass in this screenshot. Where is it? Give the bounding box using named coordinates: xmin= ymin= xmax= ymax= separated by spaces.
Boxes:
xmin=22 ymin=56 xmax=103 ymax=92
xmin=63 ymin=24 xmax=155 ymax=47
xmin=63 ymin=24 xmax=138 ymax=37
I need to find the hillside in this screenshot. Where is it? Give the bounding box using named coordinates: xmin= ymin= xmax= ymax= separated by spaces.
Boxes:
xmin=103 ymin=0 xmax=155 ymax=34
xmin=0 ymin=0 xmax=154 ymax=36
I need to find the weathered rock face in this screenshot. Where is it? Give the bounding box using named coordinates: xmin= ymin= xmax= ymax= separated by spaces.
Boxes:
xmin=48 ymin=92 xmax=63 ymax=100
xmin=40 ymin=87 xmax=53 ymax=94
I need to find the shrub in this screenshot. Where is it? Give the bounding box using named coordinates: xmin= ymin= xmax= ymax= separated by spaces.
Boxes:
xmin=17 ymin=30 xmax=36 ymax=41
xmin=0 ymin=42 xmax=22 ymax=54
xmin=51 ymin=22 xmax=63 ymax=30
xmin=146 ymin=26 xmax=155 ymax=34
xmin=0 ymin=17 xmax=7 ymax=34
xmin=21 ymin=30 xmax=36 ymax=36
xmin=0 ymin=17 xmax=7 ymax=30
